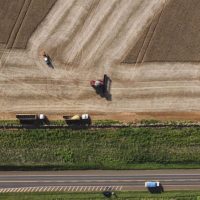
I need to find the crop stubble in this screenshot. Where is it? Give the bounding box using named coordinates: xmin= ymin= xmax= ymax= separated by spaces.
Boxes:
xmin=124 ymin=0 xmax=200 ymax=63
xmin=1 ymin=0 xmax=199 ymax=118
xmin=0 ymin=0 xmax=57 ymax=49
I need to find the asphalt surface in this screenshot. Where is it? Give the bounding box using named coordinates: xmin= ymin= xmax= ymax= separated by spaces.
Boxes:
xmin=0 ymin=170 xmax=200 ymax=191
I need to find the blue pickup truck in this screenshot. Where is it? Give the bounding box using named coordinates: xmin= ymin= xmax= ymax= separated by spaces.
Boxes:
xmin=145 ymin=181 xmax=160 ymax=188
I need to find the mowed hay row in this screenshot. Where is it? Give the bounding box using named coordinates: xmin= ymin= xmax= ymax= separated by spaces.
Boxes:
xmin=123 ymin=0 xmax=200 ymax=63
xmin=61 ymin=0 xmax=118 ymax=64
xmin=0 ymin=0 xmax=24 ymax=44
xmin=48 ymin=0 xmax=101 ymax=65
xmin=58 ymin=0 xmax=143 ymax=67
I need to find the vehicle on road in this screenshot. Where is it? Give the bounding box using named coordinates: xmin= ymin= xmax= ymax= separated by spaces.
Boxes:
xmin=145 ymin=181 xmax=160 ymax=188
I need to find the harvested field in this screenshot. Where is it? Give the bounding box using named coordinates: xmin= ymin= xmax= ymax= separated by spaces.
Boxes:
xmin=124 ymin=0 xmax=200 ymax=63
xmin=12 ymin=0 xmax=57 ymax=48
xmin=1 ymin=0 xmax=200 ymax=120
xmin=0 ymin=0 xmax=24 ymax=44
xmin=0 ymin=0 xmax=57 ymax=49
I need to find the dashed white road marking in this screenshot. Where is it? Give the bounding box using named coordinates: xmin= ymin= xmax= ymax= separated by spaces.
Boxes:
xmin=83 ymin=186 xmax=87 ymax=191
xmin=0 ymin=185 xmax=124 ymax=193
xmin=9 ymin=188 xmax=15 ymax=192
xmin=1 ymin=188 xmax=5 ymax=193
xmin=59 ymin=186 xmax=63 ymax=191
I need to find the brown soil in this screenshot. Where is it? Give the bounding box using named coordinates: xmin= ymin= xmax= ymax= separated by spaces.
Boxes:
xmin=124 ymin=0 xmax=200 ymax=63
xmin=0 ymin=0 xmax=57 ymax=49
xmin=2 ymin=0 xmax=200 ymax=120
xmin=0 ymin=0 xmax=24 ymax=44
xmin=2 ymin=111 xmax=200 ymax=123
xmin=13 ymin=0 xmax=57 ymax=49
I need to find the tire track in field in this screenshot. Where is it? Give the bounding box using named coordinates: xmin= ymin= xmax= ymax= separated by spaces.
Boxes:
xmin=112 ymin=63 xmax=200 ymax=82
xmin=135 ymin=2 xmax=165 ymax=64
xmin=101 ymin=0 xmax=165 ymax=73
xmin=3 ymin=0 xmax=25 ymax=47
xmin=6 ymin=0 xmax=32 ymax=49
xmin=1 ymin=77 xmax=200 ymax=103
xmin=140 ymin=0 xmax=168 ymax=63
xmin=0 ymin=0 xmax=31 ymax=73
xmin=4 ymin=94 xmax=200 ymax=113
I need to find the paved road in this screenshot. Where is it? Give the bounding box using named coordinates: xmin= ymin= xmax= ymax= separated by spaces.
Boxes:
xmin=0 ymin=170 xmax=200 ymax=192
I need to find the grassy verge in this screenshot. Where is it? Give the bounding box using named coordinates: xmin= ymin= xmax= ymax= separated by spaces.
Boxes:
xmin=1 ymin=127 xmax=200 ymax=169
xmin=0 ymin=120 xmax=20 ymax=126
xmin=0 ymin=191 xmax=200 ymax=200
xmin=93 ymin=120 xmax=123 ymax=125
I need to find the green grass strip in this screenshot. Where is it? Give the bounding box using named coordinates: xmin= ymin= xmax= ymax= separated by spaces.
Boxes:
xmin=0 ymin=191 xmax=199 ymax=200
xmin=1 ymin=127 xmax=200 ymax=169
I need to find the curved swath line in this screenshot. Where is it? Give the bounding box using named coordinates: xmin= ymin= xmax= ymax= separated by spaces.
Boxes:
xmin=5 ymin=0 xmax=26 ymax=47
xmin=134 ymin=1 xmax=168 ymax=64
xmin=7 ymin=0 xmax=32 ymax=49
xmin=135 ymin=18 xmax=157 ymax=64
xmin=63 ymin=0 xmax=118 ymax=64
xmin=61 ymin=0 xmax=101 ymax=64
xmin=45 ymin=0 xmax=78 ymax=46
xmin=27 ymin=0 xmax=77 ymax=74
xmin=46 ymin=0 xmax=100 ymax=63
xmin=35 ymin=0 xmax=99 ymax=75
xmin=100 ymin=0 xmax=166 ymax=71
xmin=91 ymin=2 xmax=146 ymax=70
xmin=0 ymin=0 xmax=32 ymax=73
xmin=80 ymin=0 xmax=141 ymax=68
xmin=27 ymin=0 xmax=76 ymax=50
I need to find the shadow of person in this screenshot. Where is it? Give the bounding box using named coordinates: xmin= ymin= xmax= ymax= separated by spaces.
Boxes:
xmin=47 ymin=55 xmax=54 ymax=69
